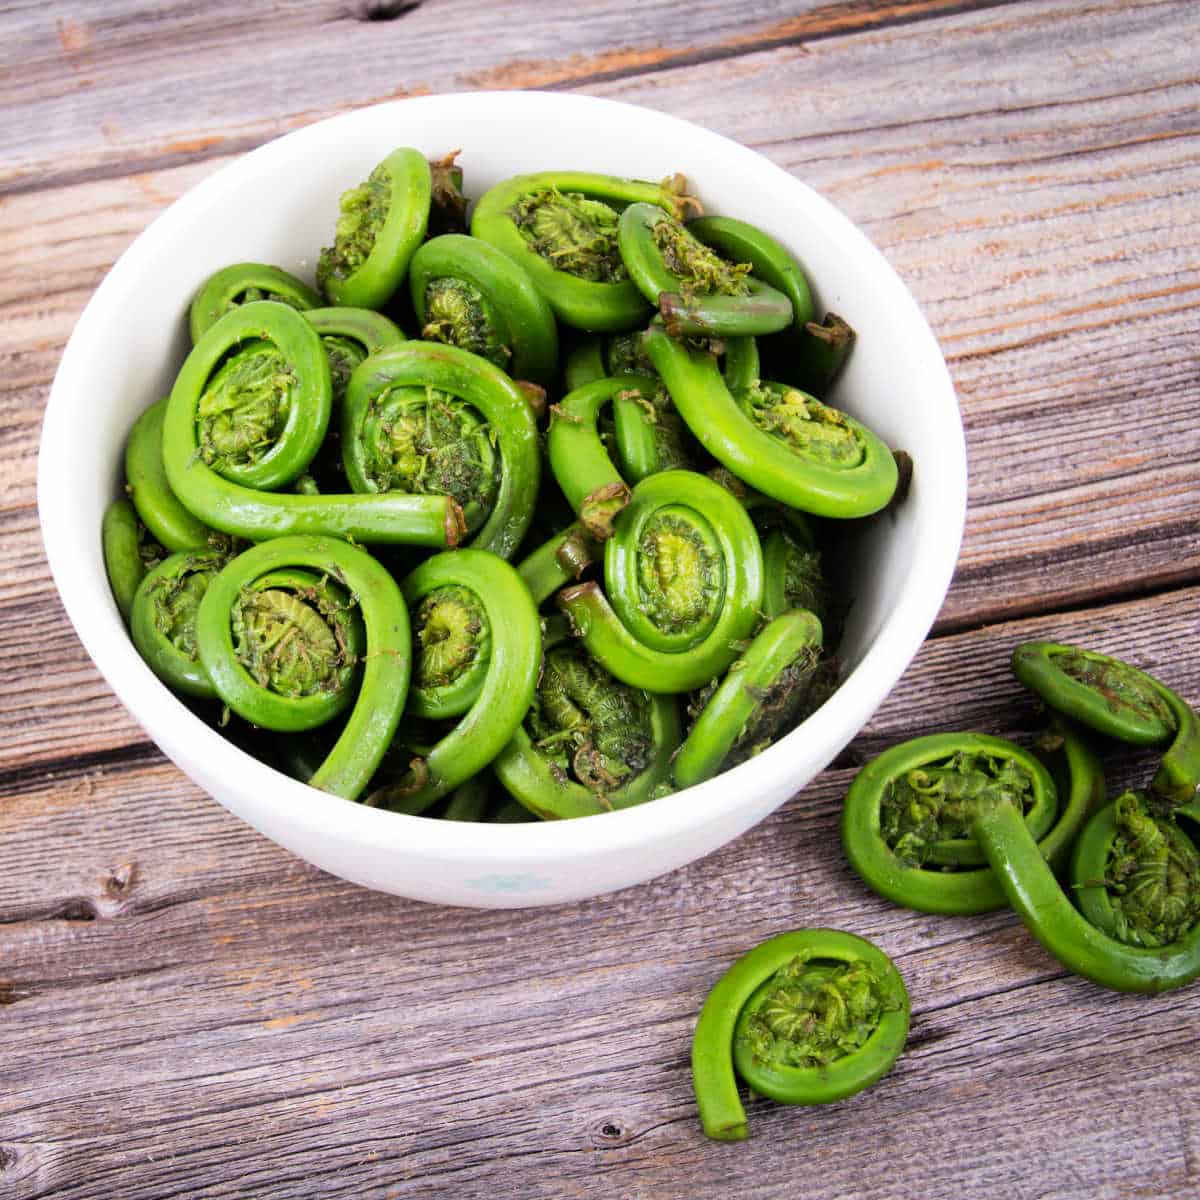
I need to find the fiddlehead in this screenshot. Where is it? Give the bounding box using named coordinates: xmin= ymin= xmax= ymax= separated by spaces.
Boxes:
xmin=102 ymin=498 xmax=164 ymax=623
xmin=493 ymin=617 xmax=680 ymax=819
xmin=685 ymin=215 xmax=814 ymax=333
xmin=471 ymin=171 xmax=699 ymax=331
xmin=681 ymin=216 xmax=858 ymax=396
xmin=556 ymin=469 xmax=764 ymax=693
xmin=426 ymin=149 xmax=469 ymax=237
xmin=302 ymin=307 xmax=406 ymax=406
xmin=125 ymin=398 xmax=220 ymax=553
xmin=618 ymin=203 xmax=793 ymax=338
xmin=165 ymin=302 xmax=465 ymax=547
xmin=189 ymin=262 xmax=321 ymax=344
xmin=842 ymin=730 xmax=1101 ymax=916
xmin=673 ymin=609 xmax=824 ymax=789
xmin=644 ymin=322 xmax=898 ymax=518
xmin=692 ymin=929 xmax=909 ymax=1140
xmin=195 ymin=534 xmax=410 ymax=801
xmin=1012 ymin=641 xmax=1200 ymax=805
xmin=130 ymin=545 xmax=237 ymax=700
xmin=316 ymin=146 xmax=432 ymax=309
xmin=545 ymin=374 xmax=663 ymax=539
xmin=1072 ymin=791 xmax=1200 ymax=948
xmin=342 ymin=340 xmax=540 ymax=558
xmin=409 ymin=234 xmax=558 ymax=386
xmin=367 ymin=548 xmax=541 ymax=813
xmin=516 ymin=522 xmax=599 ymax=607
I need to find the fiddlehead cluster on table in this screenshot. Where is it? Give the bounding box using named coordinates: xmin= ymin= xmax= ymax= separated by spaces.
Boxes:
xmin=104 ymin=144 xmax=908 ymax=826
xmin=844 ymin=641 xmax=1200 ymax=991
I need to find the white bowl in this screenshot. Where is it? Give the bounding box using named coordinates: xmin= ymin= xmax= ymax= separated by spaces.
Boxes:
xmin=38 ymin=91 xmax=965 ymax=908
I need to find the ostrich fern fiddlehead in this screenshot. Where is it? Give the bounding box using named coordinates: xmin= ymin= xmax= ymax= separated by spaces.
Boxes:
xmin=692 ymin=929 xmax=909 ymax=1140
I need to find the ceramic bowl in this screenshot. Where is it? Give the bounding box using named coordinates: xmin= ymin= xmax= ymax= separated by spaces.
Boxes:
xmin=38 ymin=91 xmax=965 ymax=907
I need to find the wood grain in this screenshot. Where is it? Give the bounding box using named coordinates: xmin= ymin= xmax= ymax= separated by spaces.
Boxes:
xmin=0 ymin=0 xmax=1009 ymax=193
xmin=4 ymin=0 xmax=1200 ymax=1196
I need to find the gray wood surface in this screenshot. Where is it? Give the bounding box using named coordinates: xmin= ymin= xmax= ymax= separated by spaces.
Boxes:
xmin=3 ymin=0 xmax=1199 ymax=1196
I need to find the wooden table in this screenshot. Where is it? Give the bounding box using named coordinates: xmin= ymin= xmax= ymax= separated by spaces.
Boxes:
xmin=4 ymin=2 xmax=1198 ymax=1196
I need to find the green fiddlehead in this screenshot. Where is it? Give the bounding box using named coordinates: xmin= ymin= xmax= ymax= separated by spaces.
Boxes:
xmin=493 ymin=617 xmax=680 ymax=819
xmin=471 ymin=171 xmax=699 ymax=332
xmin=644 ymin=322 xmax=898 ymax=518
xmin=407 ymin=582 xmax=491 ymax=720
xmin=516 ymin=522 xmax=599 ymax=607
xmin=685 ymin=215 xmax=815 ymax=332
xmin=302 ymin=307 xmax=406 ymax=406
xmin=125 ymin=398 xmax=217 ymax=553
xmin=195 ymin=534 xmax=410 ymax=801
xmin=317 ymin=146 xmax=432 ymax=309
xmin=557 ymin=469 xmax=764 ymax=693
xmin=842 ymin=729 xmax=1101 ymax=915
xmin=164 ymin=302 xmax=464 ymax=546
xmin=546 ymin=374 xmax=663 ymax=539
xmin=189 ymin=262 xmax=321 ymax=344
xmin=409 ymin=234 xmax=559 ymax=386
xmin=618 ymin=203 xmax=793 ymax=338
xmin=342 ymin=340 xmax=540 ymax=558
xmin=692 ymin=929 xmax=909 ymax=1140
xmin=130 ymin=545 xmax=236 ymax=699
xmin=1012 ymin=641 xmax=1200 ymax=805
xmin=673 ymin=609 xmax=824 ymax=789
xmin=368 ymin=548 xmax=541 ymax=813
xmin=426 ymin=149 xmax=469 ymax=237
xmin=1072 ymin=791 xmax=1200 ymax=948
xmin=102 ymin=498 xmax=164 ymax=623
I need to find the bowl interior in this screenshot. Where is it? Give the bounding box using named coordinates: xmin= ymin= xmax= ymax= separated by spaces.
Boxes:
xmin=39 ymin=92 xmax=964 ymax=906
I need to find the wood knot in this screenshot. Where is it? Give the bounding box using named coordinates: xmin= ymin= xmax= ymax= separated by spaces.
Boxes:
xmin=103 ymin=861 xmax=138 ymax=899
xmin=590 ymin=1117 xmax=634 ymax=1148
xmin=0 ymin=1146 xmax=16 ymax=1171
xmin=0 ymin=980 xmax=33 ymax=1007
xmin=349 ymin=0 xmax=421 ymax=20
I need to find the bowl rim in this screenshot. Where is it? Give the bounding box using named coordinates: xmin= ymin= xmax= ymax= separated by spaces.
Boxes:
xmin=37 ymin=90 xmax=966 ymax=868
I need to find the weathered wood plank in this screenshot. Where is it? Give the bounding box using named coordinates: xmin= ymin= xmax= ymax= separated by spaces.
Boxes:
xmin=0 ymin=0 xmax=1009 ymax=193
xmin=1 ymin=587 xmax=1196 ymax=1198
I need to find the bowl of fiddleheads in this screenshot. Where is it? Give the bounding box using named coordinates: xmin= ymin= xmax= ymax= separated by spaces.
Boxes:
xmin=38 ymin=91 xmax=965 ymax=907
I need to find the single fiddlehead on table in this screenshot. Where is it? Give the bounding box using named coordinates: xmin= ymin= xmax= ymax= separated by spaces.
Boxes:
xmin=493 ymin=616 xmax=681 ymax=819
xmin=470 ymin=171 xmax=700 ymax=332
xmin=842 ymin=728 xmax=1103 ymax=916
xmin=316 ymin=146 xmax=432 ymax=309
xmin=189 ymin=261 xmax=322 ymax=344
xmin=1012 ymin=640 xmax=1200 ymax=805
xmin=195 ymin=534 xmax=410 ymax=801
xmin=164 ymin=302 xmax=465 ymax=547
xmin=692 ymin=929 xmax=909 ymax=1140
xmin=367 ymin=548 xmax=541 ymax=814
xmin=342 ymin=339 xmax=540 ymax=558
xmin=408 ymin=233 xmax=559 ymax=386
xmin=557 ymin=469 xmax=764 ymax=694
xmin=643 ymin=321 xmax=898 ymax=518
